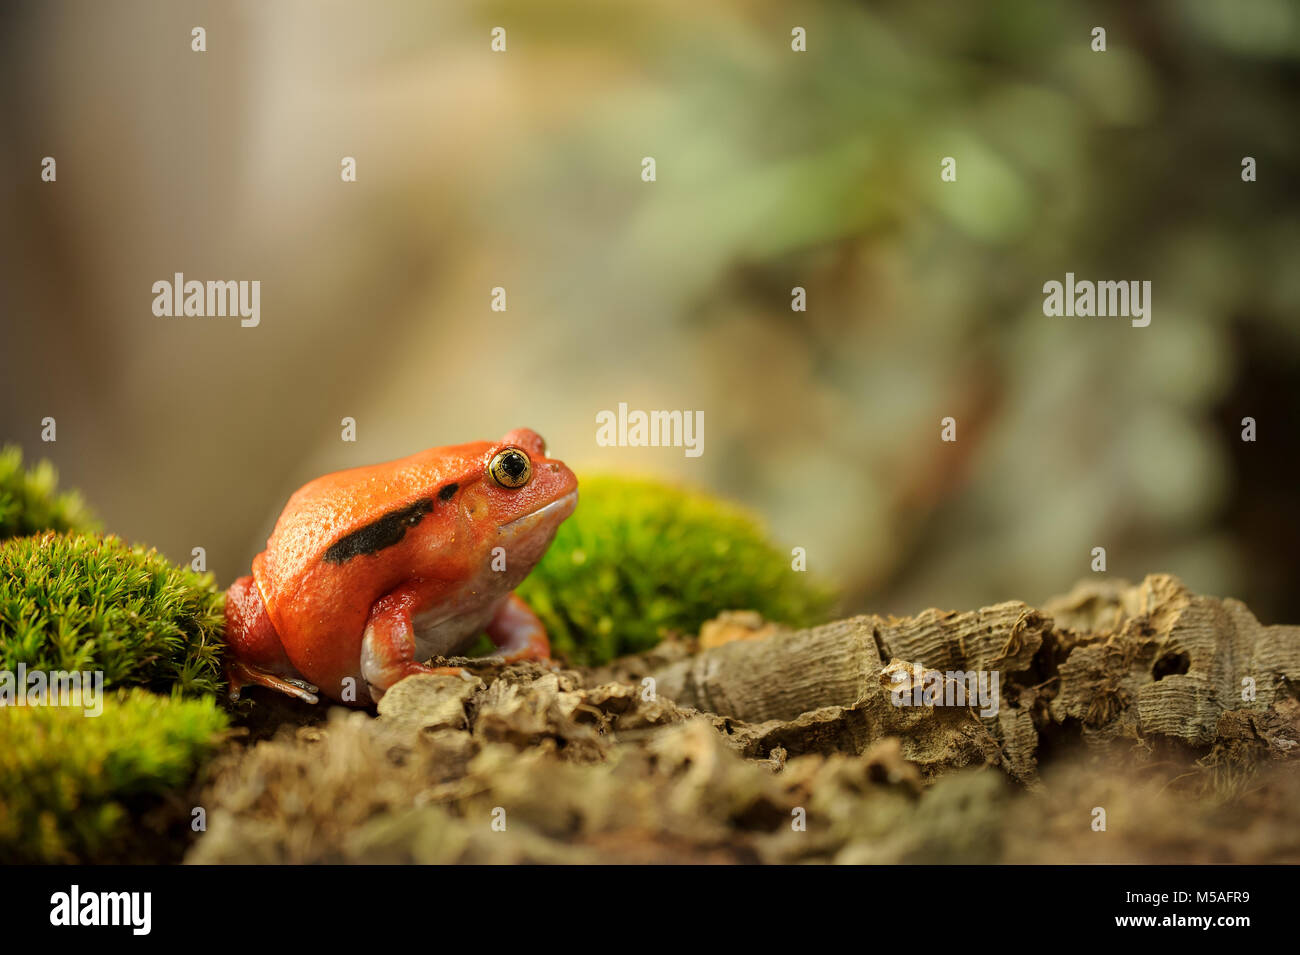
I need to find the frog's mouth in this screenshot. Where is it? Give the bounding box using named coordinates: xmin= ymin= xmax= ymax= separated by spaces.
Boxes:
xmin=501 ymin=490 xmax=578 ymax=536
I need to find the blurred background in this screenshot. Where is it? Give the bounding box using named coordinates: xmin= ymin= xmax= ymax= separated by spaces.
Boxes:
xmin=1 ymin=0 xmax=1297 ymax=622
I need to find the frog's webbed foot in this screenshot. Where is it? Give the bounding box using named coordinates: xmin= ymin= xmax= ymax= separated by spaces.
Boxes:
xmin=227 ymin=658 xmax=320 ymax=704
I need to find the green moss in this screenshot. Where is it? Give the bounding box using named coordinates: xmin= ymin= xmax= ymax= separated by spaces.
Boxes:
xmin=517 ymin=475 xmax=836 ymax=666
xmin=0 ymin=532 xmax=226 ymax=697
xmin=0 ymin=445 xmax=98 ymax=540
xmin=0 ymin=688 xmax=228 ymax=863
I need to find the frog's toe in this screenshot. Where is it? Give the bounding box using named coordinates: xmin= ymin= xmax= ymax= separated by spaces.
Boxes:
xmin=228 ymin=659 xmax=320 ymax=704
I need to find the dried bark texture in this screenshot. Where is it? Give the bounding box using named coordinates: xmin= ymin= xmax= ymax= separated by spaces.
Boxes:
xmin=187 ymin=675 xmax=1300 ymax=864
xmin=1045 ymin=574 xmax=1300 ymax=746
xmin=647 ymin=574 xmax=1300 ymax=785
xmin=186 ymin=574 xmax=1300 ymax=864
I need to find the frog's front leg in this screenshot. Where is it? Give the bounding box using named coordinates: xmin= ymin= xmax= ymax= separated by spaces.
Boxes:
xmin=359 ymin=588 xmax=463 ymax=699
xmin=485 ymin=592 xmax=552 ymax=663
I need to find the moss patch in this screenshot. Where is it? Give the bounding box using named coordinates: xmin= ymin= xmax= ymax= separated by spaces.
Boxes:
xmin=0 ymin=688 xmax=228 ymax=863
xmin=516 ymin=476 xmax=835 ymax=666
xmin=0 ymin=445 xmax=98 ymax=540
xmin=0 ymin=532 xmax=226 ymax=697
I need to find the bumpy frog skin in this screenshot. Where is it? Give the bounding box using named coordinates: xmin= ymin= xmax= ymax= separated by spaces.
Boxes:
xmin=224 ymin=428 xmax=577 ymax=705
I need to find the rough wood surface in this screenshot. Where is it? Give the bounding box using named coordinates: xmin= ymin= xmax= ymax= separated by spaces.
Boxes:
xmin=648 ymin=574 xmax=1300 ymax=785
xmin=187 ymin=574 xmax=1300 ymax=864
xmin=1046 ymin=574 xmax=1300 ymax=746
xmin=652 ymin=616 xmax=883 ymax=724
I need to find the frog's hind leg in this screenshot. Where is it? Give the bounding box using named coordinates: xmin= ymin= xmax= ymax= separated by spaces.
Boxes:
xmin=224 ymin=575 xmax=319 ymax=704
xmin=485 ymin=593 xmax=552 ymax=663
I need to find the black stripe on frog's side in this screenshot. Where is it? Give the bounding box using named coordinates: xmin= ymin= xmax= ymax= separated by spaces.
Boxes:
xmin=438 ymin=483 xmax=458 ymax=502
xmin=322 ymin=498 xmax=434 ymax=564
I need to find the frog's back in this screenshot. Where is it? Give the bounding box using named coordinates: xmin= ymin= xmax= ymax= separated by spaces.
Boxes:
xmin=253 ymin=442 xmax=487 ymax=610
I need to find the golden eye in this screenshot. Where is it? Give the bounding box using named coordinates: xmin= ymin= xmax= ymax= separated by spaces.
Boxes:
xmin=489 ymin=447 xmax=532 ymax=489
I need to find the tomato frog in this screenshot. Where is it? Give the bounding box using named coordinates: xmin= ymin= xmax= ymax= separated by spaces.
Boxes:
xmin=224 ymin=428 xmax=577 ymax=705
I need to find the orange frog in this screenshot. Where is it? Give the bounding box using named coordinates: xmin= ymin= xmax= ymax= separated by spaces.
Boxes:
xmin=223 ymin=428 xmax=577 ymax=705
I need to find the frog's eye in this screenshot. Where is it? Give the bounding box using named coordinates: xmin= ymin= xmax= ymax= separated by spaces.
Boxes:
xmin=489 ymin=447 xmax=532 ymax=489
